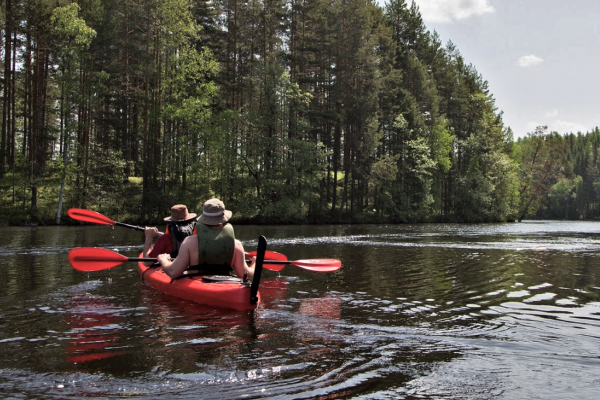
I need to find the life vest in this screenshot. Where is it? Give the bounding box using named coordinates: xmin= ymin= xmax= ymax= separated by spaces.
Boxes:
xmin=194 ymin=223 xmax=235 ymax=275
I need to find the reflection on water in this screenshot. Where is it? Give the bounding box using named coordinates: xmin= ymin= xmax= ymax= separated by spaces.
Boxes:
xmin=1 ymin=222 xmax=600 ymax=398
xmin=64 ymin=293 xmax=128 ymax=364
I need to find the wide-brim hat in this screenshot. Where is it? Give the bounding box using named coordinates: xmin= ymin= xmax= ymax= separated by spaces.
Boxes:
xmin=198 ymin=198 xmax=232 ymax=225
xmin=164 ymin=204 xmax=197 ymax=222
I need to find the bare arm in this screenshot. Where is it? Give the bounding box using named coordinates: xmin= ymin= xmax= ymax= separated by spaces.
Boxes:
xmin=143 ymin=227 xmax=159 ymax=266
xmin=157 ymin=236 xmax=194 ymax=279
xmin=231 ymin=240 xmax=256 ymax=280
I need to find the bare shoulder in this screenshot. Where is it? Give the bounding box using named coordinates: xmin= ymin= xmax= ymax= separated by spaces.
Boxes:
xmin=181 ymin=235 xmax=198 ymax=249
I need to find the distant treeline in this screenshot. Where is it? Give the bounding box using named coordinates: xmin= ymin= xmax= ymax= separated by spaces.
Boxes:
xmin=0 ymin=0 xmax=597 ymax=225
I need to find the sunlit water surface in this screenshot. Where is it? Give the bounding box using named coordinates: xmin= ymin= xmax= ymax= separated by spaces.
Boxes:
xmin=1 ymin=221 xmax=600 ymax=399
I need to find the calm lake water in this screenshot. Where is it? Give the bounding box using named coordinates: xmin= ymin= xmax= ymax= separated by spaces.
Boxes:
xmin=1 ymin=221 xmax=600 ymax=399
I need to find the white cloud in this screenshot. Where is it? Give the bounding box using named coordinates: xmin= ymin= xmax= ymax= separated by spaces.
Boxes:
xmin=523 ymin=121 xmax=544 ymax=136
xmin=524 ymin=119 xmax=589 ymax=136
xmin=551 ymin=120 xmax=588 ymax=134
xmin=415 ymin=0 xmax=495 ymax=23
xmin=516 ymin=55 xmax=544 ymax=67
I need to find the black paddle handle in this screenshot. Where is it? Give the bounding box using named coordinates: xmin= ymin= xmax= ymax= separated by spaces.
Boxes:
xmin=127 ymin=257 xmax=159 ymax=263
xmin=250 ymin=235 xmax=266 ymax=305
xmin=115 ymin=222 xmax=144 ymax=232
xmin=116 ymin=222 xmax=164 ymax=236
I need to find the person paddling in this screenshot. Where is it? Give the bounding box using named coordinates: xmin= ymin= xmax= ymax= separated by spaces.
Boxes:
xmin=157 ymin=198 xmax=256 ymax=280
xmin=143 ymin=204 xmax=197 ymax=265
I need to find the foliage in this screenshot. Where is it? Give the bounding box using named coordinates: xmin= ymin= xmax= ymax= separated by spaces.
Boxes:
xmin=515 ymin=127 xmax=569 ymax=221
xmin=51 ymin=3 xmax=96 ymax=53
xmin=0 ymin=0 xmax=596 ymax=225
xmin=548 ymin=177 xmax=577 ymax=219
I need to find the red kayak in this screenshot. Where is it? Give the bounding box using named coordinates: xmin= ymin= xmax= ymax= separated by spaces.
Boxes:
xmin=137 ymin=236 xmax=266 ymax=311
xmin=68 ymin=234 xmax=342 ymax=310
xmin=137 ymin=262 xmax=260 ymax=311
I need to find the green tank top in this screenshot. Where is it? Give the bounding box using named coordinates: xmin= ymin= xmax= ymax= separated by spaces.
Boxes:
xmin=196 ymin=223 xmax=235 ymax=269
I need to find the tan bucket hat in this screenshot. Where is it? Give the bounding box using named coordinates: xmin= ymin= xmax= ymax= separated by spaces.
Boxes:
xmin=197 ymin=198 xmax=232 ymax=225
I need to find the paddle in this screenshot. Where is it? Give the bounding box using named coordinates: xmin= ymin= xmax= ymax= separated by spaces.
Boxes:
xmin=68 ymin=247 xmax=149 ymax=271
xmin=262 ymin=258 xmax=341 ymax=272
xmin=247 ymin=250 xmax=341 ymax=272
xmin=69 ymin=247 xmax=342 ymax=273
xmin=246 ymin=249 xmax=287 ymax=271
xmin=68 ymin=210 xmax=289 ymax=264
xmin=68 ymin=209 xmax=293 ymax=270
xmin=67 ymin=208 xmax=160 ymax=234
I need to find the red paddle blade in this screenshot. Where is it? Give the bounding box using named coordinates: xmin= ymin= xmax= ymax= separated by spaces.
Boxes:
xmin=262 ymin=263 xmax=285 ymax=272
xmin=69 ymin=247 xmax=128 ymax=271
xmin=68 ymin=209 xmax=116 ymax=225
xmin=291 ymin=259 xmax=342 ymax=272
xmin=247 ymin=250 xmax=288 ymax=261
xmin=247 ymin=250 xmax=288 ymax=271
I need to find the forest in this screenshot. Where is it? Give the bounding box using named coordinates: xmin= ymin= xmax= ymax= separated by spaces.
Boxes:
xmin=0 ymin=0 xmax=599 ymax=226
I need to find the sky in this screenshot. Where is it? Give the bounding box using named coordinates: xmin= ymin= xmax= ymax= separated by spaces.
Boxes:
xmin=389 ymin=0 xmax=600 ymax=139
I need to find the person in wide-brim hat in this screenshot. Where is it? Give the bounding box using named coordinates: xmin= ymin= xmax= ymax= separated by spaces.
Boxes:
xmin=143 ymin=204 xmax=197 ymax=264
xmin=197 ymin=198 xmax=232 ymax=225
xmin=164 ymin=204 xmax=197 ymax=222
xmin=158 ymin=197 xmax=257 ymax=281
